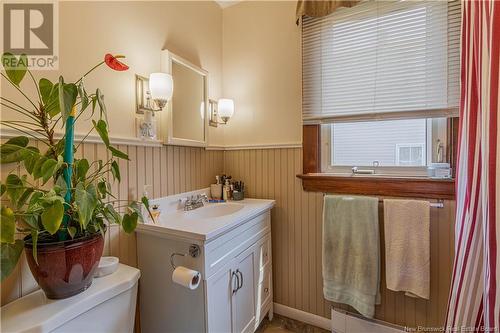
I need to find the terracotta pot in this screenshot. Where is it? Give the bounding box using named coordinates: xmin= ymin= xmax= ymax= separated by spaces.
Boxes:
xmin=24 ymin=232 xmax=104 ymax=299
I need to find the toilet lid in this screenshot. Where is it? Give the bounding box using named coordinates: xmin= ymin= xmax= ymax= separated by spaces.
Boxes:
xmin=1 ymin=264 xmax=140 ymax=333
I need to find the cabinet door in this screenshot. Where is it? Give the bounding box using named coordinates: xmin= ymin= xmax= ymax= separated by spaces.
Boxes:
xmin=232 ymin=246 xmax=256 ymax=333
xmin=206 ymin=260 xmax=237 ymax=333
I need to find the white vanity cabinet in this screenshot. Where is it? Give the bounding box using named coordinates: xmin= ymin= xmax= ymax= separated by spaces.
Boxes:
xmin=136 ymin=191 xmax=274 ymax=333
xmin=206 ymin=246 xmax=256 ymax=333
xmin=206 ymin=234 xmax=272 ymax=333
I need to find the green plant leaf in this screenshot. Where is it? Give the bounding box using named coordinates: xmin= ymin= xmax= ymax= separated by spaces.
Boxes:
xmin=141 ymin=196 xmax=155 ymax=223
xmin=30 ymin=230 xmax=38 ymax=265
xmin=43 ymin=82 xmax=61 ymax=118
xmin=55 ymin=175 xmax=68 ymax=199
xmin=58 ymin=76 xmax=78 ymax=124
xmin=111 ymin=160 xmax=120 ymax=182
xmin=1 ymin=207 xmax=15 ymax=243
xmin=96 ymin=89 xmax=108 ymax=123
xmin=1 ymin=53 xmax=27 ymax=86
xmin=98 ymin=220 xmax=106 ymax=238
xmin=17 ymin=188 xmax=34 ymax=209
xmin=109 ymin=146 xmax=129 ymax=160
xmin=128 ymin=202 xmax=145 ymax=224
xmin=23 ymin=147 xmax=41 ymax=173
xmin=40 ymin=159 xmax=58 ymax=184
xmin=5 ymin=136 xmax=28 ymax=148
xmin=22 ymin=214 xmax=39 ymax=230
xmin=28 ymin=191 xmax=43 ymax=207
xmin=0 ymin=136 xmax=29 ymax=163
xmin=78 ymin=82 xmax=89 ymax=113
xmin=1 ymin=240 xmax=24 ymax=281
xmin=39 ymin=78 xmax=53 ymax=104
xmin=141 ymin=196 xmax=150 ymax=209
xmin=32 ymin=156 xmax=47 ymax=180
xmin=93 ymin=118 xmax=130 ymax=160
xmin=74 ymin=183 xmax=97 ymax=228
xmin=0 ymin=184 xmax=6 ymax=196
xmin=75 ymin=159 xmax=90 ymax=181
xmin=41 ymin=200 xmax=64 ymax=235
xmin=104 ymin=204 xmax=122 ymax=225
xmin=122 ymin=212 xmax=138 ymax=233
xmin=5 ymin=174 xmax=24 ymax=205
xmin=91 ymin=95 xmax=97 ymax=116
xmin=67 ymin=226 xmax=76 ymax=239
xmin=93 ymin=119 xmax=110 ymax=147
xmin=97 ymin=180 xmax=107 ymax=199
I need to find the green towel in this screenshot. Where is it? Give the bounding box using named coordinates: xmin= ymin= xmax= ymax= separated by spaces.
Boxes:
xmin=322 ymin=195 xmax=380 ymax=318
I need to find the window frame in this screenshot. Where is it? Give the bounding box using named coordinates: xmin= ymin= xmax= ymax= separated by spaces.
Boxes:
xmin=299 ymin=119 xmax=458 ymax=199
xmin=320 ymin=119 xmax=429 ymax=177
xmin=299 ymin=0 xmax=460 ymax=198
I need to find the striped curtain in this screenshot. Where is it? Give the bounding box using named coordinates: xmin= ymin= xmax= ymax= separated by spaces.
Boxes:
xmin=445 ymin=0 xmax=499 ymax=331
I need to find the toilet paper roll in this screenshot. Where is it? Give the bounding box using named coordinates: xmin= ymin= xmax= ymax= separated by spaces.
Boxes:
xmin=172 ymin=266 xmax=201 ymax=290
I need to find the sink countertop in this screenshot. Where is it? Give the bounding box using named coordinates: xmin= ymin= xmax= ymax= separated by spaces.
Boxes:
xmin=136 ymin=197 xmax=275 ymax=242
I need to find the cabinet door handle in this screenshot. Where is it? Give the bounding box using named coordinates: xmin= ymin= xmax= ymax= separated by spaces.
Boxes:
xmin=232 ymin=271 xmax=239 ymax=294
xmin=237 ymin=269 xmax=243 ymax=290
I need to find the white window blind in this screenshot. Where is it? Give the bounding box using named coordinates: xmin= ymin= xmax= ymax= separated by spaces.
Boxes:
xmin=302 ymin=0 xmax=461 ymax=124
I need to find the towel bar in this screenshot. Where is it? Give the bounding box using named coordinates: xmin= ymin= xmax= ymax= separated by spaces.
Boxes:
xmin=322 ymin=194 xmax=445 ymax=208
xmin=377 ymin=198 xmax=444 ymax=208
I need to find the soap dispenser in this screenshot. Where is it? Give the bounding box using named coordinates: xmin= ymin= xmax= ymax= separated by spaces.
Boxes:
xmin=223 ymin=179 xmax=232 ymax=201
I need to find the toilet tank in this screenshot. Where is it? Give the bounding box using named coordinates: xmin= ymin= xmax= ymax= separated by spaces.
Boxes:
xmin=1 ymin=264 xmax=140 ymax=333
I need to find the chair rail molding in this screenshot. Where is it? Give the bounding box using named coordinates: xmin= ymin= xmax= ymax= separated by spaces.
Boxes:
xmin=0 ymin=128 xmax=163 ymax=147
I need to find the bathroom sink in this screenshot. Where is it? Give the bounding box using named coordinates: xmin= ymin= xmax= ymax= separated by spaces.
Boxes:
xmin=187 ymin=203 xmax=244 ymax=219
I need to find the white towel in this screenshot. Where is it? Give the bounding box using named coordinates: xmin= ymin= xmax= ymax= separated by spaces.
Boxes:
xmin=383 ymin=199 xmax=430 ymax=299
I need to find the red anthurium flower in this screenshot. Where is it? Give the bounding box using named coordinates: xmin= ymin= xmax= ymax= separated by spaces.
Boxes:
xmin=104 ymin=54 xmax=129 ymax=71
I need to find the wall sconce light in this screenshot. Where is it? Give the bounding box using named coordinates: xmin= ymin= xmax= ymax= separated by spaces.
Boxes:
xmin=149 ymin=73 xmax=173 ymax=110
xmin=209 ymin=98 xmax=234 ymax=127
xmin=135 ymin=73 xmax=173 ymax=140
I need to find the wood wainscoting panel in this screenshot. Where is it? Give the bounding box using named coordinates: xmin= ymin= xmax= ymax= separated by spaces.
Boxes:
xmin=224 ymin=147 xmax=456 ymax=331
xmin=1 ymin=144 xmax=455 ymax=332
xmin=0 ymin=142 xmax=224 ymax=306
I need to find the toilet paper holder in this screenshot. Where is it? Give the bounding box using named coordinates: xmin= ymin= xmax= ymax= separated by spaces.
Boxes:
xmin=170 ymin=244 xmax=201 ymax=269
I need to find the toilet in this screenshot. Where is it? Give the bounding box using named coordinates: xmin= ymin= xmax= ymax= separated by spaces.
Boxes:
xmin=1 ymin=264 xmax=140 ymax=333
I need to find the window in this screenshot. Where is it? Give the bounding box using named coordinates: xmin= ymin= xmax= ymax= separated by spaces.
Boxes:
xmin=302 ymin=0 xmax=461 ymax=176
xmin=321 ymin=117 xmax=447 ymax=175
xmin=396 ymin=144 xmax=425 ymax=167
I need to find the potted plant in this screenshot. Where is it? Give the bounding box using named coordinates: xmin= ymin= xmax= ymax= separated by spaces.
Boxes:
xmin=0 ymin=53 xmax=153 ymax=299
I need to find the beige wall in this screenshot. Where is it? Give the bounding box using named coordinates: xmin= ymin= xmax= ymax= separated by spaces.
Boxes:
xmin=0 ymin=1 xmax=225 ymax=146
xmin=222 ymin=1 xmax=302 ymax=147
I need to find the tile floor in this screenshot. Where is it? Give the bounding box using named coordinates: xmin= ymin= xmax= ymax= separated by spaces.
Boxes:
xmin=256 ymin=315 xmax=329 ymax=333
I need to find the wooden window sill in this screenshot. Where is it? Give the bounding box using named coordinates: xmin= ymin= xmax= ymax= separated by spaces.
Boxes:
xmin=297 ymin=173 xmax=455 ymax=200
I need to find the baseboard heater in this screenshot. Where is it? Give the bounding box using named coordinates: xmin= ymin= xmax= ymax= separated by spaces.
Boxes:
xmin=332 ymin=308 xmax=405 ymax=333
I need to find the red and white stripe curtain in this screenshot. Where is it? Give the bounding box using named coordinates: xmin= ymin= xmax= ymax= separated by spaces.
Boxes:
xmin=445 ymin=0 xmax=499 ymax=331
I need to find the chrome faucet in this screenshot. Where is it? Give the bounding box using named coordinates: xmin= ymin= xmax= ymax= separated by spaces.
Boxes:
xmin=184 ymin=194 xmax=208 ymax=211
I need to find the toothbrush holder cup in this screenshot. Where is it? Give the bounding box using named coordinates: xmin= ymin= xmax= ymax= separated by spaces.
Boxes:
xmin=232 ymin=191 xmax=244 ymax=201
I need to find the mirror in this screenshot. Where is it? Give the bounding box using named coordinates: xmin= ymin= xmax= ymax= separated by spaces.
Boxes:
xmin=161 ymin=50 xmax=208 ymax=147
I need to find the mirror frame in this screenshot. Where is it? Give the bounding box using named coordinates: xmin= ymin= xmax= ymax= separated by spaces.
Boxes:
xmin=160 ymin=49 xmax=209 ymax=147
